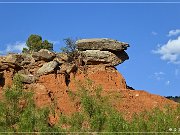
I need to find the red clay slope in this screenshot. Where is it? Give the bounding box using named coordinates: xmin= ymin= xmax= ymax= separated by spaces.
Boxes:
xmin=24 ymin=65 xmax=178 ymax=119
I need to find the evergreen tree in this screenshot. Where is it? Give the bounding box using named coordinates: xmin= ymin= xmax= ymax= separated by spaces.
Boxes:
xmin=22 ymin=34 xmax=53 ymax=53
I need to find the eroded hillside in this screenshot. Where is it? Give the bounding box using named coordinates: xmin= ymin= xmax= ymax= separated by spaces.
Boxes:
xmin=0 ymin=38 xmax=178 ymax=121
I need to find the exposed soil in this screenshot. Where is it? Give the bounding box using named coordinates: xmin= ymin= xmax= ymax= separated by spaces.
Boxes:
xmin=0 ymin=65 xmax=178 ymax=120
xmin=26 ymin=65 xmax=179 ymax=119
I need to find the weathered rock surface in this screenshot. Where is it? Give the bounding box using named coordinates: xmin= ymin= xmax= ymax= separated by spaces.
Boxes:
xmin=55 ymin=53 xmax=69 ymax=64
xmin=81 ymin=50 xmax=129 ymax=66
xmin=5 ymin=53 xmax=23 ymax=65
xmin=0 ymin=54 xmax=22 ymax=71
xmin=32 ymin=49 xmax=56 ymax=62
xmin=76 ymin=38 xmax=129 ymax=51
xmin=59 ymin=63 xmax=77 ymax=74
xmin=76 ymin=38 xmax=129 ymax=66
xmin=37 ymin=61 xmax=58 ymax=76
xmin=20 ymin=54 xmax=35 ymax=66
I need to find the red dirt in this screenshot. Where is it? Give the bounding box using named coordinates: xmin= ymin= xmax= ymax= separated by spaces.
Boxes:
xmin=107 ymin=89 xmax=178 ymax=119
xmin=0 ymin=65 xmax=178 ymax=119
xmin=68 ymin=65 xmax=127 ymax=91
xmin=30 ymin=65 xmax=178 ymax=119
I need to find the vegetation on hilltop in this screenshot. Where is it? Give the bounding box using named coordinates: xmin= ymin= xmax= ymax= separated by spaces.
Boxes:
xmin=22 ymin=34 xmax=53 ymax=53
xmin=60 ymin=37 xmax=79 ymax=63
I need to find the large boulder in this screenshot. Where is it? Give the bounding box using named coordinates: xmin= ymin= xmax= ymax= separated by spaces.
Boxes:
xmin=5 ymin=53 xmax=23 ymax=65
xmin=76 ymin=38 xmax=129 ymax=51
xmin=32 ymin=49 xmax=56 ymax=62
xmin=0 ymin=54 xmax=22 ymax=71
xmin=37 ymin=61 xmax=58 ymax=76
xmin=0 ymin=63 xmax=9 ymax=71
xmin=81 ymin=50 xmax=129 ymax=66
xmin=20 ymin=54 xmax=35 ymax=66
xmin=0 ymin=57 xmax=8 ymax=71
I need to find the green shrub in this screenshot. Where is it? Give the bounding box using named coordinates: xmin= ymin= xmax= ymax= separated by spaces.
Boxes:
xmin=23 ymin=34 xmax=53 ymax=53
xmin=0 ymin=76 xmax=179 ymax=134
xmin=60 ymin=38 xmax=79 ymax=62
xmin=64 ymin=81 xmax=180 ymax=134
xmin=0 ymin=74 xmax=57 ymax=133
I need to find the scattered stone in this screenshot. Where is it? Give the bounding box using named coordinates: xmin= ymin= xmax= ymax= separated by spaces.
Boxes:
xmin=37 ymin=61 xmax=59 ymax=76
xmin=76 ymin=38 xmax=129 ymax=51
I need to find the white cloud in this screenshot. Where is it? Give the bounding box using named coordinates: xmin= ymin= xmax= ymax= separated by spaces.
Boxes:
xmin=0 ymin=41 xmax=26 ymax=55
xmin=153 ymin=36 xmax=180 ymax=64
xmin=6 ymin=42 xmax=26 ymax=52
xmin=168 ymin=29 xmax=180 ymax=37
xmin=153 ymin=72 xmax=165 ymax=80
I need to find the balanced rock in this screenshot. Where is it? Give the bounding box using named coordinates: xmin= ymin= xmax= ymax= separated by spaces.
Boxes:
xmin=76 ymin=38 xmax=129 ymax=66
xmin=81 ymin=50 xmax=128 ymax=66
xmin=76 ymin=38 xmax=129 ymax=51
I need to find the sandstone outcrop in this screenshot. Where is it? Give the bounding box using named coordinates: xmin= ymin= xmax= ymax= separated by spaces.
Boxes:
xmin=76 ymin=38 xmax=129 ymax=51
xmin=32 ymin=49 xmax=56 ymax=62
xmin=37 ymin=61 xmax=59 ymax=76
xmin=80 ymin=50 xmax=128 ymax=66
xmin=76 ymin=38 xmax=129 ymax=66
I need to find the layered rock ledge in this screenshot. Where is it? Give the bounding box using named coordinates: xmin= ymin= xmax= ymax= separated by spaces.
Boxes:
xmin=76 ymin=38 xmax=129 ymax=51
xmin=76 ymin=38 xmax=129 ymax=66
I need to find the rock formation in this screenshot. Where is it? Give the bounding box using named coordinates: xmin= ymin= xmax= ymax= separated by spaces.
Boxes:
xmin=0 ymin=38 xmax=178 ymax=119
xmin=76 ymin=38 xmax=129 ymax=51
xmin=77 ymin=38 xmax=129 ymax=66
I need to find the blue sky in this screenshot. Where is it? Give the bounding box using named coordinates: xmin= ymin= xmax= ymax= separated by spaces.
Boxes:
xmin=0 ymin=1 xmax=180 ymax=96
